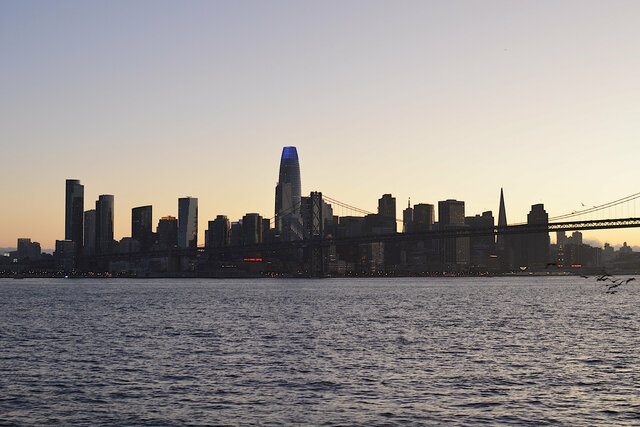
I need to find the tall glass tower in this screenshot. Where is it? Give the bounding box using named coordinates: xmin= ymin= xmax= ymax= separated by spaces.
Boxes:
xmin=275 ymin=146 xmax=302 ymax=240
xmin=95 ymin=195 xmax=114 ymax=255
xmin=65 ymin=179 xmax=84 ymax=251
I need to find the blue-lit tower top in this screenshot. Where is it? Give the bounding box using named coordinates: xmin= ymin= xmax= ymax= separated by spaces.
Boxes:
xmin=276 ymin=146 xmax=301 ymax=215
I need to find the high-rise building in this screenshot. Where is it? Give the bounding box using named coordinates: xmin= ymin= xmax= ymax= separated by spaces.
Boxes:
xmin=132 ymin=205 xmax=153 ymax=251
xmin=465 ymin=211 xmax=495 ymax=268
xmin=275 ymin=146 xmax=302 ymax=240
xmin=157 ymin=216 xmax=178 ymax=249
xmin=438 ymin=199 xmax=469 ymax=270
xmin=65 ymin=179 xmax=84 ymax=252
xmin=95 ymin=195 xmax=114 ymax=255
xmin=242 ymin=213 xmax=263 ymax=245
xmin=378 ymin=193 xmax=396 ymax=218
xmin=527 ymin=204 xmax=550 ymax=268
xmin=84 ymin=209 xmax=96 ymax=255
xmin=496 ymin=188 xmax=508 ymax=252
xmin=230 ymin=221 xmax=243 ymax=246
xmin=403 ymin=200 xmax=413 ymax=233
xmin=16 ymin=238 xmax=40 ymax=260
xmin=206 ymin=215 xmax=230 ymax=248
xmin=178 ymin=197 xmax=198 ymax=248
xmin=413 ymin=203 xmax=435 ymax=232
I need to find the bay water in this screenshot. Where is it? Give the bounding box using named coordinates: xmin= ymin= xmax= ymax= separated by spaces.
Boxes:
xmin=1 ymin=277 xmax=639 ymax=425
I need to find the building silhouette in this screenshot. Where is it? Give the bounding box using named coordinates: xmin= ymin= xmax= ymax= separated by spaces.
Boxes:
xmin=83 ymin=209 xmax=96 ymax=255
xmin=65 ymin=179 xmax=84 ymax=253
xmin=438 ymin=199 xmax=469 ymax=270
xmin=178 ymin=197 xmax=198 ymax=248
xmin=156 ymin=216 xmax=178 ymax=249
xmin=527 ymin=203 xmax=550 ymax=268
xmin=95 ymin=195 xmax=114 ymax=255
xmin=275 ymin=146 xmax=302 ymax=240
xmin=132 ymin=205 xmax=153 ymax=251
xmin=378 ymin=194 xmax=397 ymax=233
xmin=496 ymin=188 xmax=511 ymax=270
xmin=205 ymin=215 xmax=230 ymax=248
xmin=242 ymin=213 xmax=263 ymax=245
xmin=465 ymin=211 xmax=495 ymax=269
xmin=402 ymin=200 xmax=413 ymax=233
xmin=413 ymin=203 xmax=435 ymax=232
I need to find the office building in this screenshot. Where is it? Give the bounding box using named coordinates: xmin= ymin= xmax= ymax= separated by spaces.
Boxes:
xmin=242 ymin=213 xmax=263 ymax=245
xmin=132 ymin=205 xmax=153 ymax=251
xmin=205 ymin=215 xmax=230 ymax=248
xmin=403 ymin=200 xmax=413 ymax=233
xmin=95 ymin=195 xmax=114 ymax=255
xmin=438 ymin=199 xmax=469 ymax=270
xmin=378 ymin=194 xmax=397 ymax=232
xmin=178 ymin=197 xmax=198 ymax=248
xmin=465 ymin=211 xmax=495 ymax=269
xmin=526 ymin=204 xmax=550 ymax=268
xmin=17 ymin=238 xmax=40 ymax=261
xmin=157 ymin=216 xmax=178 ymax=249
xmin=413 ymin=203 xmax=435 ymax=232
xmin=65 ymin=179 xmax=84 ymax=252
xmin=84 ymin=209 xmax=96 ymax=255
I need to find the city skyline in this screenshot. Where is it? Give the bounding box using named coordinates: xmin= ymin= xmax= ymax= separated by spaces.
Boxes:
xmin=3 ymin=1 xmax=640 ymax=248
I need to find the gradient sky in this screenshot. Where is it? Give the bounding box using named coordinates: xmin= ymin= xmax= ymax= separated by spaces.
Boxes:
xmin=2 ymin=0 xmax=640 ymax=249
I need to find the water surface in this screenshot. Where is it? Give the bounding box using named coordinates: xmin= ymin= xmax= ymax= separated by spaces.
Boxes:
xmin=1 ymin=277 xmax=639 ymax=425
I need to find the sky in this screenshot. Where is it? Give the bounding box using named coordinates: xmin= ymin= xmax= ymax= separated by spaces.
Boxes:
xmin=2 ymin=0 xmax=640 ymax=249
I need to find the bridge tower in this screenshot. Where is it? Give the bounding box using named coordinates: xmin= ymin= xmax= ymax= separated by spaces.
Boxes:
xmin=302 ymin=191 xmax=325 ymax=278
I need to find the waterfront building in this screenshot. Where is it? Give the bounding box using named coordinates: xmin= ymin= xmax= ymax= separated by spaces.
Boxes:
xmin=230 ymin=221 xmax=243 ymax=246
xmin=527 ymin=203 xmax=550 ymax=269
xmin=403 ymin=200 xmax=413 ymax=233
xmin=378 ymin=194 xmax=397 ymax=233
xmin=157 ymin=216 xmax=178 ymax=249
xmin=132 ymin=205 xmax=153 ymax=251
xmin=205 ymin=215 xmax=230 ymax=248
xmin=438 ymin=199 xmax=469 ymax=271
xmin=413 ymin=203 xmax=435 ymax=232
xmin=178 ymin=197 xmax=198 ymax=248
xmin=496 ymin=188 xmax=512 ymax=271
xmin=83 ymin=210 xmax=96 ymax=255
xmin=65 ymin=179 xmax=84 ymax=252
xmin=54 ymin=239 xmax=76 ymax=270
xmin=95 ymin=195 xmax=114 ymax=255
xmin=465 ymin=211 xmax=495 ymax=269
xmin=17 ymin=238 xmax=41 ymax=261
xmin=242 ymin=213 xmax=263 ymax=245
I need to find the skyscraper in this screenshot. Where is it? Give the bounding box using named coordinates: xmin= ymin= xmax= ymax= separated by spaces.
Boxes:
xmin=178 ymin=197 xmax=198 ymax=248
xmin=95 ymin=195 xmax=114 ymax=255
xmin=83 ymin=209 xmax=96 ymax=255
xmin=496 ymin=188 xmax=508 ymax=251
xmin=275 ymin=146 xmax=302 ymax=240
xmin=157 ymin=216 xmax=178 ymax=249
xmin=527 ymin=203 xmax=550 ymax=268
xmin=438 ymin=199 xmax=469 ymax=270
xmin=378 ymin=194 xmax=397 ymax=233
xmin=132 ymin=205 xmax=153 ymax=251
xmin=205 ymin=215 xmax=230 ymax=248
xmin=403 ymin=200 xmax=413 ymax=233
xmin=65 ymin=179 xmax=84 ymax=252
xmin=242 ymin=213 xmax=263 ymax=245
xmin=413 ymin=203 xmax=435 ymax=232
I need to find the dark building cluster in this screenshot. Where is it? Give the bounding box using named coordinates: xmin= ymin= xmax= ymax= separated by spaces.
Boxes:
xmin=2 ymin=146 xmax=638 ymax=277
